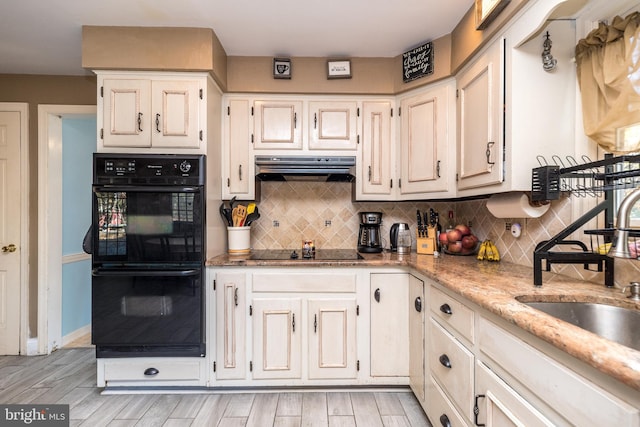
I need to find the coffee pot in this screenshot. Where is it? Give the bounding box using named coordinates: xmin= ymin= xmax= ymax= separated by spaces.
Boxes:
xmin=358 ymin=212 xmax=383 ymax=253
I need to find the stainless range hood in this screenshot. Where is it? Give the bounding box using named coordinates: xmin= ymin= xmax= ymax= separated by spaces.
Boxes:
xmin=255 ymin=155 xmax=356 ymax=182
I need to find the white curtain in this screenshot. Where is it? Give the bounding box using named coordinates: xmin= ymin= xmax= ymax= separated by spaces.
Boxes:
xmin=575 ymin=12 xmax=640 ymax=154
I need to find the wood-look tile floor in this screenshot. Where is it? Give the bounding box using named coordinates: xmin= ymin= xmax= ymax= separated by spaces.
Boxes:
xmin=0 ymin=348 xmax=432 ymax=427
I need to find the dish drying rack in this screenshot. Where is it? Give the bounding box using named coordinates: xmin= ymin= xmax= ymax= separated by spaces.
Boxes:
xmin=531 ymin=154 xmax=640 ymax=287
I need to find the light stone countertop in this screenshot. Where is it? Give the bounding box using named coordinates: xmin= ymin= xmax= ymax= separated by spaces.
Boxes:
xmin=207 ymin=251 xmax=640 ymax=392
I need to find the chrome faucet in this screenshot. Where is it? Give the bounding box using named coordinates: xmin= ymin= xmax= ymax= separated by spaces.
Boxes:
xmin=608 ymin=187 xmax=640 ymax=259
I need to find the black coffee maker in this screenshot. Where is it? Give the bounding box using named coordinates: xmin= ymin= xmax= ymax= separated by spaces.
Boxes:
xmin=358 ymin=212 xmax=383 ymax=253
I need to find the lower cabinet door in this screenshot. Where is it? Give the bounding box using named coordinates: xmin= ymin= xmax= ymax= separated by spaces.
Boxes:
xmin=215 ymin=272 xmax=246 ymax=380
xmin=252 ymin=298 xmax=302 ymax=379
xmin=475 ymin=360 xmax=554 ymax=427
xmin=308 ymin=298 xmax=358 ymax=379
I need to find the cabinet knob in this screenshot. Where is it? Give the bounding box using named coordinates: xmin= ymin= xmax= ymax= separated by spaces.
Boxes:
xmin=439 ymin=414 xmax=451 ymax=427
xmin=144 ymin=367 xmax=159 ymax=376
xmin=414 ymin=297 xmax=422 ymax=312
xmin=439 ymin=303 xmax=452 ymax=315
xmin=439 ymin=354 xmax=452 ymax=369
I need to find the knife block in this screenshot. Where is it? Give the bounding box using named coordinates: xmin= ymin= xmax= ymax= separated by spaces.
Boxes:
xmin=417 ymin=226 xmax=436 ymax=255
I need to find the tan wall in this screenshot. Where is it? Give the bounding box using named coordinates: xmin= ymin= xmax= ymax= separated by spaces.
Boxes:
xmin=0 ymin=74 xmax=97 ymax=336
xmin=82 ymin=26 xmax=228 ymax=90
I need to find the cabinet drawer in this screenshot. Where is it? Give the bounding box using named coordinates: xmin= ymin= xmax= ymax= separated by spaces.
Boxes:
xmin=252 ymin=272 xmax=356 ymax=293
xmin=479 ymin=317 xmax=639 ymax=427
xmin=426 ymin=375 xmax=468 ymax=427
xmin=430 ymin=286 xmax=474 ymax=343
xmin=103 ymin=358 xmax=202 ymax=382
xmin=429 ymin=318 xmax=474 ymax=420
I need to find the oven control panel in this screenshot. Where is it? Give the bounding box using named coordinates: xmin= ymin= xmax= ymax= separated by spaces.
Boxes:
xmin=93 ymin=154 xmax=205 ymax=185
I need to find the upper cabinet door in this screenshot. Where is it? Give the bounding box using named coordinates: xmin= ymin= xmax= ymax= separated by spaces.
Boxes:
xmin=223 ymin=98 xmax=254 ymax=200
xmin=356 ymin=101 xmax=393 ymax=199
xmin=308 ymin=101 xmax=358 ymax=150
xmin=151 ymin=80 xmax=202 ymax=149
xmin=399 ymin=81 xmax=455 ymax=197
xmin=253 ymin=100 xmax=303 ymax=150
xmin=457 ymin=39 xmax=504 ymax=191
xmin=102 ymin=79 xmax=152 ymax=148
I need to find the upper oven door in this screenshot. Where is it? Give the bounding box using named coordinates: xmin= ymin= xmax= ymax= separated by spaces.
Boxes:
xmin=92 ymin=185 xmax=204 ymax=265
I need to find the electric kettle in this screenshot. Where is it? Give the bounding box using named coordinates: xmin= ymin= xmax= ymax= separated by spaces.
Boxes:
xmin=390 ymin=223 xmax=410 ymax=252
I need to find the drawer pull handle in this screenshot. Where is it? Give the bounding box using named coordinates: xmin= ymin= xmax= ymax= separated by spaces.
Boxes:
xmin=414 ymin=297 xmax=422 ymax=312
xmin=439 ymin=303 xmax=452 ymax=315
xmin=144 ymin=367 xmax=159 ymax=376
xmin=439 ymin=354 xmax=451 ymax=369
xmin=439 ymin=414 xmax=451 ymax=427
xmin=474 ymin=394 xmax=486 ymax=426
xmin=374 ymin=288 xmax=381 ymax=303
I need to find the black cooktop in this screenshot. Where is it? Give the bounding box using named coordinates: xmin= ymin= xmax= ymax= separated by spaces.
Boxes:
xmin=248 ymin=249 xmax=364 ymax=261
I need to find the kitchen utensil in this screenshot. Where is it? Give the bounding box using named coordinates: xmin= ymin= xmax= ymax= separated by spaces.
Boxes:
xmin=236 ymin=204 xmax=247 ymax=226
xmin=244 ymin=211 xmax=260 ymax=226
xmin=416 ymin=210 xmax=423 ymax=237
xmin=232 ymin=206 xmax=239 ymax=226
xmin=247 ymin=203 xmax=256 ymax=214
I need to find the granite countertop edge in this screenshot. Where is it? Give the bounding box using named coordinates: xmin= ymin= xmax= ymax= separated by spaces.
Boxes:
xmin=207 ymin=251 xmax=640 ymax=392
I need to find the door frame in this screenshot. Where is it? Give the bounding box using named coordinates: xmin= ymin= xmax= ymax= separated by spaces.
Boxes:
xmin=37 ymin=105 xmax=96 ymax=354
xmin=0 ymin=103 xmax=29 ymax=355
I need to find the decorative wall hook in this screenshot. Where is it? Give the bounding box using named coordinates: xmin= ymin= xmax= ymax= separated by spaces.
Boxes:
xmin=542 ymin=31 xmax=557 ymax=72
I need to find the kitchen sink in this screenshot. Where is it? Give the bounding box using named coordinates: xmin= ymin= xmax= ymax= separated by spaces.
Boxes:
xmin=523 ymin=301 xmax=640 ymax=351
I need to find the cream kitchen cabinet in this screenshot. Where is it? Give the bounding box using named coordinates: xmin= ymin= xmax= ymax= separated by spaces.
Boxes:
xmin=409 ymin=274 xmax=426 ymax=403
xmin=308 ymin=101 xmax=358 ymax=150
xmin=222 ymin=98 xmax=254 ymax=200
xmin=398 ymin=79 xmax=456 ymax=199
xmin=251 ymin=297 xmax=303 ymax=379
xmin=370 ymin=273 xmax=409 ymax=377
xmin=97 ymin=71 xmax=206 ymax=152
xmin=455 ymin=10 xmax=577 ymax=196
xmin=456 ymin=39 xmax=504 ymax=192
xmin=355 ymin=101 xmax=395 ymax=200
xmin=214 ymin=271 xmax=247 ymax=380
xmin=253 ymin=99 xmax=303 ymax=150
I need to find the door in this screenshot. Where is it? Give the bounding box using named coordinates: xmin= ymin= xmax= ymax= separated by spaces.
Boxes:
xmin=370 ymin=273 xmax=409 ymax=376
xmin=151 ymin=80 xmax=201 ymax=149
xmin=308 ymin=298 xmax=358 ymax=379
xmin=215 ymin=272 xmax=246 ymax=380
xmin=101 ymin=78 xmax=152 ymax=148
xmin=409 ymin=275 xmax=425 ymax=402
xmin=252 ymin=298 xmax=302 ymax=379
xmin=0 ymin=109 xmax=24 ymax=355
xmin=308 ymin=101 xmax=358 ymax=150
xmin=457 ymin=39 xmax=504 ymax=190
xmin=253 ymin=100 xmax=303 ymax=150
xmin=223 ymin=98 xmax=253 ymax=199
xmin=356 ymin=101 xmax=393 ymax=199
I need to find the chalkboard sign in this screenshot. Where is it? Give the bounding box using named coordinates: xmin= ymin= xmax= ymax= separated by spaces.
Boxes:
xmin=402 ymin=42 xmax=434 ymax=83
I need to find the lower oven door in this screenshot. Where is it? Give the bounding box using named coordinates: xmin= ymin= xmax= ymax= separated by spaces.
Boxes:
xmin=91 ymin=267 xmax=205 ymax=358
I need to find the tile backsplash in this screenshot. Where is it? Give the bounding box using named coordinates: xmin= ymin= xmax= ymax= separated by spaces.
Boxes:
xmin=247 ymin=181 xmax=639 ymax=288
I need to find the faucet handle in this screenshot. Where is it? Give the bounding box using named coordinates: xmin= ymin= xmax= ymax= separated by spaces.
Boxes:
xmin=622 ymin=282 xmax=640 ymax=300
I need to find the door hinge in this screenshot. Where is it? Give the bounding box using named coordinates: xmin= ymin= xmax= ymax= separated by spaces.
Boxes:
xmin=100 ymin=86 xmax=103 ymax=98
xmin=356 ymin=305 xmax=360 ymax=316
xmin=357 ymin=360 xmax=360 ymax=371
xmin=251 ymin=106 xmax=254 ymax=116
xmin=249 ymin=305 xmax=252 ymax=316
xmin=357 ymin=107 xmax=360 ymax=117
xmin=100 ymin=128 xmax=103 ymax=140
xmin=199 ymin=89 xmax=203 ymax=100
xmin=249 ymin=361 xmax=253 ymax=372
xmin=213 ymin=279 xmax=216 ymax=291
xmin=213 ymin=361 xmax=216 ymax=372
xmin=456 ymin=89 xmax=459 ymax=98
xmin=390 ymin=179 xmax=393 ymax=189
xmin=251 ymin=134 xmax=254 ymax=144
xmin=357 ymin=135 xmax=360 ymax=144
xmin=199 ymin=130 xmax=203 ymax=141
xmin=399 ymin=178 xmax=402 ymax=188
xmin=456 ymin=173 xmax=459 ymax=182
xmin=390 ymin=108 xmax=393 ymax=117
xmin=227 ymin=106 xmax=230 ymax=116
xmin=398 ymin=106 xmax=401 ymax=116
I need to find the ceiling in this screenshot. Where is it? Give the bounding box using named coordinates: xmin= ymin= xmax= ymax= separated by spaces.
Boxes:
xmin=0 ymin=0 xmax=474 ymax=76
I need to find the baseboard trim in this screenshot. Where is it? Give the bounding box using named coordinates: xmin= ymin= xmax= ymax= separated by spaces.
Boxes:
xmin=62 ymin=324 xmax=91 ymax=346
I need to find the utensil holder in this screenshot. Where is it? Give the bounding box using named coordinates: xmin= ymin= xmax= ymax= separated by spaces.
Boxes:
xmin=417 ymin=231 xmax=436 ymax=255
xmin=227 ymin=226 xmax=251 ymax=254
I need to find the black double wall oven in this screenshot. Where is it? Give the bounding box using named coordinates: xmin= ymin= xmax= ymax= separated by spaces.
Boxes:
xmin=91 ymin=154 xmax=206 ymax=358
